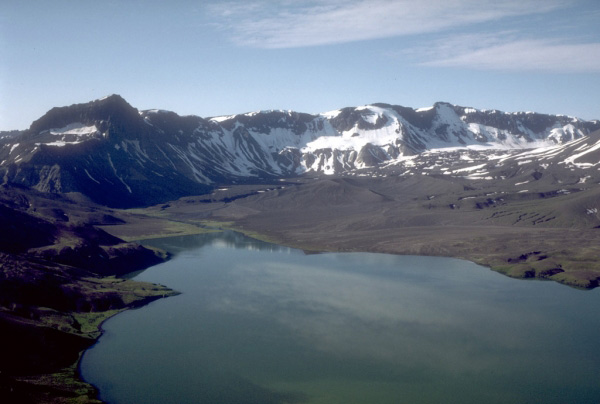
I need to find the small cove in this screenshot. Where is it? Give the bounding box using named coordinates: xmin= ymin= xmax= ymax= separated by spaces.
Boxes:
xmin=80 ymin=231 xmax=600 ymax=403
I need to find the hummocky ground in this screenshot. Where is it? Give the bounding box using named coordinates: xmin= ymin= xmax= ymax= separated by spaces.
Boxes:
xmin=123 ymin=172 xmax=600 ymax=290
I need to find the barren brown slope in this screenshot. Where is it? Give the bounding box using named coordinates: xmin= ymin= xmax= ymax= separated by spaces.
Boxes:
xmin=142 ymin=175 xmax=600 ymax=289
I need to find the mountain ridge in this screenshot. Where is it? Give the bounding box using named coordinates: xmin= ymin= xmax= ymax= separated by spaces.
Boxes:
xmin=1 ymin=95 xmax=598 ymax=208
xmin=1 ymin=96 xmax=600 ymax=402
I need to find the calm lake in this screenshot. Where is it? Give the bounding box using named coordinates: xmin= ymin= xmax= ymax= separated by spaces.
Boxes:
xmin=80 ymin=231 xmax=600 ymax=404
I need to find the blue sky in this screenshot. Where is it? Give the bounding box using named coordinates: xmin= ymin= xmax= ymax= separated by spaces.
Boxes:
xmin=1 ymin=0 xmax=599 ymax=130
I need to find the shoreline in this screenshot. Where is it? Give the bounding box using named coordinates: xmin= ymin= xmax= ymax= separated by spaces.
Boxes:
xmin=38 ymin=219 xmax=598 ymax=402
xmin=64 ymin=228 xmax=600 ymax=404
xmin=118 ymin=177 xmax=600 ymax=291
xmin=74 ymin=288 xmax=182 ymax=403
xmin=100 ymin=205 xmax=600 ymax=290
xmin=1 ymin=259 xmax=179 ymax=404
xmin=199 ymin=221 xmax=600 ymax=290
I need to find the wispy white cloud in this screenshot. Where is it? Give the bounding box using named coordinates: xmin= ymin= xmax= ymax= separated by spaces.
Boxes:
xmin=207 ymin=0 xmax=563 ymax=49
xmin=409 ymin=33 xmax=600 ymax=73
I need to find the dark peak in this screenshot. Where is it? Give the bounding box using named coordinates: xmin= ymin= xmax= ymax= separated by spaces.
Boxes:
xmin=433 ymin=101 xmax=456 ymax=109
xmin=141 ymin=108 xmax=208 ymax=134
xmin=87 ymin=94 xmax=137 ymax=118
xmin=217 ymin=110 xmax=317 ymax=135
xmin=371 ymin=102 xmax=393 ymax=109
xmin=29 ymin=95 xmax=139 ymax=134
xmin=254 ymin=109 xmax=316 ymax=125
xmin=92 ymin=94 xmax=131 ymax=107
xmin=94 ymin=93 xmax=123 ymax=101
xmin=434 ymin=102 xmax=504 ymax=116
xmin=328 ymin=107 xmax=373 ymax=132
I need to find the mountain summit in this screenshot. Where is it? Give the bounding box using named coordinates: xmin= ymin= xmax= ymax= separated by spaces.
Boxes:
xmin=1 ymin=96 xmax=598 ymax=207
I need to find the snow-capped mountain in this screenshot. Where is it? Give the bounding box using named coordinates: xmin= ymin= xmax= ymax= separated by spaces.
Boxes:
xmin=0 ymin=95 xmax=598 ymax=208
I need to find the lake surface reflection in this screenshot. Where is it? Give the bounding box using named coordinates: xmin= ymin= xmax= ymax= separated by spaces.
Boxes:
xmin=80 ymin=231 xmax=600 ymax=404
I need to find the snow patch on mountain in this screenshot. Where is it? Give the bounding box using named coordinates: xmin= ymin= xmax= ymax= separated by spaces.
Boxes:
xmin=49 ymin=123 xmax=98 ymax=136
xmin=210 ymin=115 xmax=237 ymax=123
xmin=2 ymin=96 xmax=599 ymax=209
xmin=33 ymin=123 xmax=103 ymax=147
xmin=321 ymin=109 xmax=343 ymax=119
xmin=562 ymin=140 xmax=600 ymax=168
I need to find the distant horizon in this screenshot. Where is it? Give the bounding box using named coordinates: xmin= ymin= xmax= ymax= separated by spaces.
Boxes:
xmin=2 ymin=1 xmax=599 ymax=130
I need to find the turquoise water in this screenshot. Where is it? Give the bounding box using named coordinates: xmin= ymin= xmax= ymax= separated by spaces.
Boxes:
xmin=80 ymin=232 xmax=600 ymax=403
